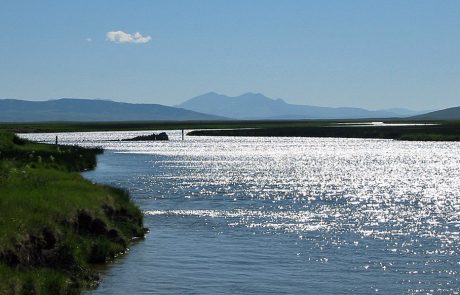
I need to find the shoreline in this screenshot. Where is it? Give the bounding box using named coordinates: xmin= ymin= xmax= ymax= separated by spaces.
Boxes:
xmin=2 ymin=120 xmax=459 ymax=142
xmin=0 ymin=131 xmax=147 ymax=294
xmin=187 ymin=124 xmax=460 ymax=141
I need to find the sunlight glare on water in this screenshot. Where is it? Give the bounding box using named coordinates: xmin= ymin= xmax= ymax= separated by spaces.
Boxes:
xmin=20 ymin=131 xmax=460 ymax=294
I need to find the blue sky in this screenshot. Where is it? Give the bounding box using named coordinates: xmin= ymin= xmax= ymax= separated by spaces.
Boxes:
xmin=0 ymin=0 xmax=459 ymax=110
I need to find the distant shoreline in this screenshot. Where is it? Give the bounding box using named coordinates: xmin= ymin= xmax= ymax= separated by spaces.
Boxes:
xmin=1 ymin=119 xmax=458 ymax=134
xmin=1 ymin=120 xmax=459 ymax=142
xmin=187 ymin=123 xmax=460 ymax=141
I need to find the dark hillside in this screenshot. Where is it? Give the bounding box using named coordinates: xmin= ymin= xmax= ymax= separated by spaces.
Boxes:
xmin=0 ymin=98 xmax=224 ymax=122
xmin=411 ymin=106 xmax=460 ymax=120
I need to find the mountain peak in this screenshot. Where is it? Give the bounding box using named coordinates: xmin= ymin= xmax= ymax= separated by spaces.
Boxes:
xmin=201 ymin=91 xmax=221 ymax=97
xmin=178 ymin=92 xmax=420 ymax=119
xmin=241 ymin=92 xmax=264 ymax=97
xmin=239 ymin=92 xmax=274 ymax=100
xmin=178 ymin=92 xmax=299 ymax=118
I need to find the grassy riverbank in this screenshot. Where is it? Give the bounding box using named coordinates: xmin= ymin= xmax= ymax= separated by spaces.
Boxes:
xmin=0 ymin=132 xmax=146 ymax=294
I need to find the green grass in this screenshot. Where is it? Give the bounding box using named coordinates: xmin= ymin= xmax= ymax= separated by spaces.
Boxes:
xmin=0 ymin=264 xmax=72 ymax=295
xmin=0 ymin=132 xmax=146 ymax=294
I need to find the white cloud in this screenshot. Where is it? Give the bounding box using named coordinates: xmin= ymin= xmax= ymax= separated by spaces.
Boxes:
xmin=86 ymin=38 xmax=92 ymax=42
xmin=106 ymin=31 xmax=152 ymax=44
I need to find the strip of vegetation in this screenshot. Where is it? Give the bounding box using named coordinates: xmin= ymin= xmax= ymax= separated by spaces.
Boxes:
xmin=0 ymin=120 xmax=334 ymax=133
xmin=187 ymin=125 xmax=460 ymax=141
xmin=1 ymin=119 xmax=458 ymax=135
xmin=0 ymin=131 xmax=147 ymax=294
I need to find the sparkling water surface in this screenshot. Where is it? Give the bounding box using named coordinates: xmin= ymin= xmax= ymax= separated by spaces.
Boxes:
xmin=21 ymin=131 xmax=460 ymax=294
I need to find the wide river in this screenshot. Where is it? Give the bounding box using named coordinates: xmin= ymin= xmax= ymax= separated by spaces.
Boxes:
xmin=21 ymin=131 xmax=460 ymax=294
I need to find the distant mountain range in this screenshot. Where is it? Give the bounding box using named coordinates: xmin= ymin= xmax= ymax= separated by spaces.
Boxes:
xmin=178 ymin=92 xmax=426 ymax=119
xmin=0 ymin=94 xmax=457 ymax=123
xmin=0 ymin=98 xmax=223 ymax=122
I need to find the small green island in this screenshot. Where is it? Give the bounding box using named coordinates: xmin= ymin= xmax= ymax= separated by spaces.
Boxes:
xmin=0 ymin=131 xmax=147 ymax=294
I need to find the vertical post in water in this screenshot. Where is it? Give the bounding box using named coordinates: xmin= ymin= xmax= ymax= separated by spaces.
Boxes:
xmin=55 ymin=135 xmax=58 ymax=146
xmin=182 ymin=129 xmax=185 ymax=141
